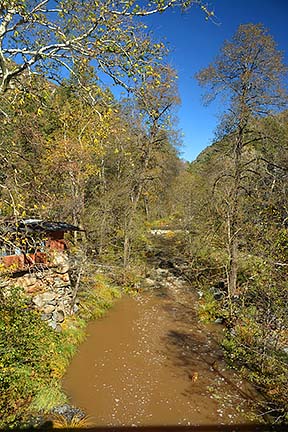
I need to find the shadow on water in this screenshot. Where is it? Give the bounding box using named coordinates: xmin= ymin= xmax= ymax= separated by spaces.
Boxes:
xmin=162 ymin=328 xmax=255 ymax=402
xmin=159 ymin=290 xmax=258 ymax=403
xmin=161 ymin=301 xmax=198 ymax=326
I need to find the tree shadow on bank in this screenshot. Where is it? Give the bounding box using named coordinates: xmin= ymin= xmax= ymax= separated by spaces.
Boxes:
xmin=161 ymin=328 xmax=254 ymax=400
xmin=159 ymin=294 xmax=262 ymax=418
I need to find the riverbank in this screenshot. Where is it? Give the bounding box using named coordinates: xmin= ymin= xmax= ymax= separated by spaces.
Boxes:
xmin=0 ymin=270 xmax=122 ymax=429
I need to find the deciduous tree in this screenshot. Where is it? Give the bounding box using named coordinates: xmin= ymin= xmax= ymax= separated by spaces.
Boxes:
xmin=0 ymin=0 xmax=210 ymax=95
xmin=196 ymin=23 xmax=287 ymax=296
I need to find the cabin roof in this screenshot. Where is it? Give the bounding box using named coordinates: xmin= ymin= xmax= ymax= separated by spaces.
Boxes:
xmin=1 ymin=219 xmax=83 ymax=234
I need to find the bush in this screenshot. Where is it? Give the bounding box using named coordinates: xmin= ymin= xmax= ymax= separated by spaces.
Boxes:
xmin=223 ymin=322 xmax=288 ymax=423
xmin=222 ymin=268 xmax=288 ymax=423
xmin=77 ymin=273 xmax=121 ymax=320
xmin=0 ymin=287 xmax=63 ymax=427
xmin=0 ymin=285 xmax=92 ymax=427
xmin=0 ymin=263 xmax=123 ymax=428
xmin=30 ymin=383 xmax=68 ymax=413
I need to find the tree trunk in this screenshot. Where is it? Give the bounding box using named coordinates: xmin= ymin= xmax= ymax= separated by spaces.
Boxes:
xmin=228 ymin=228 xmax=238 ymax=297
xmin=227 ymin=124 xmax=244 ymax=297
xmin=123 ymin=233 xmax=130 ymax=269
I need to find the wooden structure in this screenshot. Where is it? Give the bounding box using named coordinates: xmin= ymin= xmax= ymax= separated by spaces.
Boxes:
xmin=0 ymin=219 xmax=82 ymax=270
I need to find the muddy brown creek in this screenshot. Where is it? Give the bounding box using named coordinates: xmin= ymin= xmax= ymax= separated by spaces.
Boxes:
xmin=63 ymin=273 xmax=256 ymax=427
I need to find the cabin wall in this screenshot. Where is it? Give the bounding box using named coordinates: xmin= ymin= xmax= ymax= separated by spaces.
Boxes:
xmin=0 ymin=230 xmax=68 ymax=270
xmin=1 ymin=252 xmax=47 ymax=269
xmin=46 ymin=231 xmax=67 ymax=251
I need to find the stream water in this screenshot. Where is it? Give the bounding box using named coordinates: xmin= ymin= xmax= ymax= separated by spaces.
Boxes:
xmin=63 ymin=271 xmax=257 ymax=427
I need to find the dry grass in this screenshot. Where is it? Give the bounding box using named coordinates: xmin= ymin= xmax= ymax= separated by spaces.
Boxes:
xmin=52 ymin=413 xmax=94 ymax=428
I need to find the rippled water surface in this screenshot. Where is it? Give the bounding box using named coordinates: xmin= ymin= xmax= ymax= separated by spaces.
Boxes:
xmin=63 ymin=288 xmax=256 ymax=426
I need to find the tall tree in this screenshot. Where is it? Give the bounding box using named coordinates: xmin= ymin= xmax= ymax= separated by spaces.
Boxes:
xmin=0 ymin=0 xmax=211 ymax=95
xmin=121 ymin=65 xmax=180 ymax=266
xmin=196 ymin=23 xmax=287 ymax=296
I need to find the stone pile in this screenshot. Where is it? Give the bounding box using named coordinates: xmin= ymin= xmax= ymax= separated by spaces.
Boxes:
xmin=1 ymin=252 xmax=77 ymax=330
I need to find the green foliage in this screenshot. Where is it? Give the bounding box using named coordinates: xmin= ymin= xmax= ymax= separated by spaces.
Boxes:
xmin=1 ymin=10 xmax=286 ymax=430
xmin=0 ymin=2 xmax=215 ymax=429
xmin=223 ymin=318 xmax=288 ymax=422
xmin=77 ymin=273 xmax=121 ymax=321
xmin=146 ymin=216 xmax=175 ymax=230
xmin=0 ymin=287 xmax=62 ymax=427
xmin=197 ymin=291 xmax=219 ymax=323
xmin=30 ymin=384 xmax=68 ymax=413
xmin=111 ymin=266 xmax=144 ymax=293
xmin=0 ymin=1 xmax=175 ymax=94
xmin=218 ymin=255 xmax=288 ymax=422
xmin=49 ymin=317 xmax=87 ymax=381
xmin=0 ymin=279 xmax=118 ymax=427
xmin=171 ymin=103 xmax=288 ymax=422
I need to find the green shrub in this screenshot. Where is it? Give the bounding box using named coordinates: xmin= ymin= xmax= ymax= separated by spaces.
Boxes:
xmin=0 ymin=287 xmax=62 ymax=427
xmin=197 ymin=291 xmax=220 ymax=322
xmin=77 ymin=273 xmax=121 ymax=320
xmin=222 ymin=278 xmax=288 ymax=424
xmin=0 ymin=264 xmax=125 ymax=428
xmin=30 ymin=383 xmax=68 ymax=413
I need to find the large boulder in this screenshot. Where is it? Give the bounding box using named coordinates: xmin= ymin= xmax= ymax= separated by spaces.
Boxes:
xmin=32 ymin=292 xmax=56 ymax=308
xmin=43 ymin=304 xmax=56 ymax=314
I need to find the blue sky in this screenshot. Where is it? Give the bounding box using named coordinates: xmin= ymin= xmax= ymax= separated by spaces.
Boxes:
xmin=144 ymin=0 xmax=288 ymax=161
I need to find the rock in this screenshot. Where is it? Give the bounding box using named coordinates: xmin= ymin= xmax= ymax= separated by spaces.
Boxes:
xmin=47 ymin=298 xmax=57 ymax=306
xmin=57 ymin=300 xmax=67 ymax=311
xmin=41 ymin=291 xmax=56 ymax=302
xmin=43 ymin=304 xmax=56 ymax=314
xmin=25 ymin=285 xmax=41 ymax=294
xmin=72 ymin=304 xmax=79 ymax=313
xmin=2 ymin=254 xmax=77 ymax=330
xmin=48 ymin=320 xmax=57 ymax=330
xmin=51 ymin=404 xmax=85 ymax=423
xmin=35 ymin=271 xmax=45 ymax=279
xmin=32 ymin=292 xmax=56 ymax=308
xmin=41 ymin=313 xmax=53 ymax=321
xmin=23 ymin=275 xmax=38 ymax=287
xmin=45 ymin=276 xmax=56 ymax=286
xmin=143 ymin=278 xmax=155 ymax=287
xmin=55 ymin=287 xmax=65 ymax=295
xmin=55 ymin=324 xmax=62 ymax=332
xmin=54 ymin=277 xmax=70 ymax=288
xmin=61 ymin=273 xmax=70 ymax=283
xmin=52 ymin=252 xmax=69 ymax=266
xmin=167 ymin=276 xmax=175 ymax=282
xmin=63 ymin=300 xmax=71 ymax=307
xmin=53 ymin=309 xmax=65 ymax=323
xmin=55 ymin=264 xmax=70 ymax=274
xmin=52 ymin=252 xmax=70 ymax=274
xmin=155 ymin=268 xmax=169 ymax=275
xmin=32 ymin=296 xmax=45 ymax=308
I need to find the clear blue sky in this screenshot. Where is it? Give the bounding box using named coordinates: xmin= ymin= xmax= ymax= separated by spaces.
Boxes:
xmin=144 ymin=0 xmax=288 ymax=161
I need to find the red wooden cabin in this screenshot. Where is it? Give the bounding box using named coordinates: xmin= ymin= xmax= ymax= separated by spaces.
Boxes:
xmin=0 ymin=219 xmax=82 ymax=271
